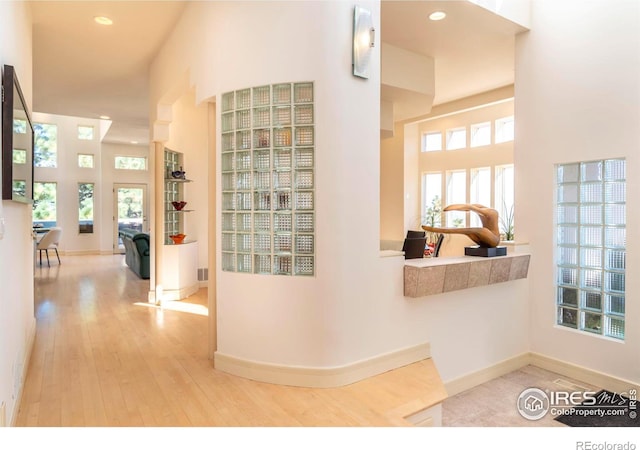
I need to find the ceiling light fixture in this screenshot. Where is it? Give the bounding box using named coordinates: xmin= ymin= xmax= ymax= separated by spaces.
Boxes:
xmin=99 ymin=115 xmax=111 ymax=120
xmin=130 ymin=141 xmax=138 ymax=145
xmin=94 ymin=16 xmax=113 ymax=26
xmin=429 ymin=11 xmax=447 ymax=21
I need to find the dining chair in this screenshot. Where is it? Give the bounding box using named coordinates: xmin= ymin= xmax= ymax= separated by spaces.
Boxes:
xmin=36 ymin=227 xmax=63 ymax=266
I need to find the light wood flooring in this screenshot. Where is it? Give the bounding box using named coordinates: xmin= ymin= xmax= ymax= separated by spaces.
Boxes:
xmin=17 ymin=254 xmax=596 ymax=428
xmin=15 ymin=254 xmax=447 ymax=427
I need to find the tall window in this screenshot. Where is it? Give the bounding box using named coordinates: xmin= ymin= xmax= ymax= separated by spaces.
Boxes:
xmin=78 ymin=183 xmax=94 ymax=234
xmin=495 ymin=165 xmax=515 ymax=240
xmin=470 ymin=167 xmax=491 ymax=227
xmin=556 ymin=159 xmax=626 ymax=340
xmin=422 ymin=173 xmax=442 ymax=227
xmin=33 ymin=182 xmax=57 ymax=226
xmin=446 ymin=170 xmax=466 ymax=227
xmin=34 ymin=123 xmax=58 ymax=168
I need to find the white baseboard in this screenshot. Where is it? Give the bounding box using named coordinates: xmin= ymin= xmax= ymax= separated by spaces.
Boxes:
xmin=10 ymin=317 xmax=36 ymax=427
xmin=443 ymin=352 xmax=640 ymax=397
xmin=444 ymin=353 xmax=531 ymax=396
xmin=161 ymin=283 xmax=199 ymax=302
xmin=214 ymin=343 xmax=431 ymax=388
xmin=529 ymin=352 xmax=640 ymax=394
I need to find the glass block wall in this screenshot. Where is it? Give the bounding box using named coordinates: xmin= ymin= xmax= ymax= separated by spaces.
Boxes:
xmin=221 ymin=82 xmax=315 ymax=276
xmin=556 ymin=159 xmax=626 ymax=339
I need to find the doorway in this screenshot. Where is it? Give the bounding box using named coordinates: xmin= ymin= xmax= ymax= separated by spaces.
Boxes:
xmin=113 ymin=183 xmax=148 ymax=254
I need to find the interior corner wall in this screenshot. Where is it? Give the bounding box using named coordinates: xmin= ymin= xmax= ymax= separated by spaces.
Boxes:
xmin=0 ymin=1 xmax=35 ymax=426
xmin=380 ymin=122 xmax=405 ymax=241
xmin=164 ymin=89 xmax=210 ymax=270
xmin=515 ymin=0 xmax=640 ymax=383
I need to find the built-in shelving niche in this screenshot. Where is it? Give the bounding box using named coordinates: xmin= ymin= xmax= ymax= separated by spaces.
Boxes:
xmin=221 ymin=82 xmax=315 ymax=276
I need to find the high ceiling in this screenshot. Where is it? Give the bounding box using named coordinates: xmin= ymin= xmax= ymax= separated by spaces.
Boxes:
xmin=30 ymin=1 xmax=526 ymax=145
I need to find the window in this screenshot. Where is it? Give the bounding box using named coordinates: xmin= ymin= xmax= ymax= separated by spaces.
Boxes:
xmin=422 ymin=173 xmax=442 ymax=227
xmin=495 ymin=165 xmax=515 ymax=240
xmin=78 ymin=183 xmax=94 ymax=234
xmin=34 ymin=123 xmax=58 ymax=168
xmin=13 ymin=180 xmax=26 ymax=197
xmin=446 ymin=127 xmax=466 ymax=150
xmin=13 ymin=119 xmax=26 ymax=134
xmin=78 ymin=154 xmax=94 ymax=168
xmin=422 ymin=131 xmax=442 ymax=152
xmin=78 ymin=125 xmax=94 ymax=140
xmin=33 ymin=182 xmax=57 ymax=227
xmin=556 ymin=159 xmax=626 ymax=340
xmin=13 ymin=149 xmax=27 ymax=164
xmin=115 ymin=156 xmax=147 ymax=170
xmin=470 ymin=167 xmax=491 ymax=227
xmin=221 ymin=82 xmax=315 ymax=276
xmin=446 ymin=170 xmax=466 ymax=227
xmin=471 ymin=122 xmax=491 ymax=147
xmin=495 ymin=116 xmax=514 ymax=143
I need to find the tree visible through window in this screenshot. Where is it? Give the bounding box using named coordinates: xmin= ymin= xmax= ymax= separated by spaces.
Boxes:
xmin=34 ymin=123 xmax=58 ymax=168
xmin=115 ymin=156 xmax=146 ymax=170
xmin=79 ymin=183 xmax=94 ymax=233
xmin=33 ymin=182 xmax=57 ymax=226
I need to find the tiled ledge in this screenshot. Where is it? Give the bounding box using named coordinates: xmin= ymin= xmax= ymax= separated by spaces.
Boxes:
xmin=404 ymin=254 xmax=531 ymax=298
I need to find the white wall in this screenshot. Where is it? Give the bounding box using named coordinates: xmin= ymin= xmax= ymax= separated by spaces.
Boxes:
xmin=164 ymin=89 xmax=210 ymax=271
xmin=0 ymin=1 xmax=35 ymax=426
xmin=516 ymin=0 xmax=640 ymax=383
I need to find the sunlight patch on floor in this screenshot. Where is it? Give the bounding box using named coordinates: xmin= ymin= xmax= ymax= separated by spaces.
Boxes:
xmin=134 ymin=301 xmax=208 ymax=316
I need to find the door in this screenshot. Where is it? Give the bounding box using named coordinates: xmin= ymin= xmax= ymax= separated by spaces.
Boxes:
xmin=113 ymin=184 xmax=148 ymax=254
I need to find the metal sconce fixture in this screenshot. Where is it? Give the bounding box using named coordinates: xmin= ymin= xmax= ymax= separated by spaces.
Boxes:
xmin=352 ymin=5 xmax=375 ymax=79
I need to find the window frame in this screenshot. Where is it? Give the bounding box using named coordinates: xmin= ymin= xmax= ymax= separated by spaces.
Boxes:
xmin=555 ymin=158 xmax=626 ymax=340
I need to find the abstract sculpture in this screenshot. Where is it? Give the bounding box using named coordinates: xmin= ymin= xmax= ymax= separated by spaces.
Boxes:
xmin=421 ymin=204 xmax=501 ymax=248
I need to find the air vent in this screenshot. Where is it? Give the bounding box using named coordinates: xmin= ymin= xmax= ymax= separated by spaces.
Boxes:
xmin=198 ymin=268 xmax=208 ymax=281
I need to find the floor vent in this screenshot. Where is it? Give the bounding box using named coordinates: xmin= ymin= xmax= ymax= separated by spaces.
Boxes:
xmin=553 ymin=378 xmax=589 ymax=391
xmin=198 ymin=268 xmax=208 ymax=281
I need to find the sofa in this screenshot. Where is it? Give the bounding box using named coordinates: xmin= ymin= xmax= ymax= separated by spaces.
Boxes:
xmin=119 ymin=228 xmax=150 ymax=279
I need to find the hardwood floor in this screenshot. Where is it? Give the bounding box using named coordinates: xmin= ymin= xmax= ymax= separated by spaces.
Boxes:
xmin=16 ymin=254 xmax=446 ymax=427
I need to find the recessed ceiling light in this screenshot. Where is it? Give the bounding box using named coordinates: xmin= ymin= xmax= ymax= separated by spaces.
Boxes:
xmin=130 ymin=141 xmax=139 ymax=145
xmin=99 ymin=115 xmax=111 ymax=120
xmin=94 ymin=16 xmax=113 ymax=26
xmin=429 ymin=11 xmax=447 ymax=21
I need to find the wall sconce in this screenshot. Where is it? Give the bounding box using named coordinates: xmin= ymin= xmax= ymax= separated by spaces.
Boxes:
xmin=352 ymin=5 xmax=375 ymax=79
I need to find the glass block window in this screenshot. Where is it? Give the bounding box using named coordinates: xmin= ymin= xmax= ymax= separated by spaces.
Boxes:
xmin=221 ymin=82 xmax=315 ymax=276
xmin=556 ymin=159 xmax=626 ymax=340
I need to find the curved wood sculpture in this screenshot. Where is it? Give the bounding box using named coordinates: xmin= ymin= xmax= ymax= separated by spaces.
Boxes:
xmin=422 ymin=204 xmax=501 ymax=248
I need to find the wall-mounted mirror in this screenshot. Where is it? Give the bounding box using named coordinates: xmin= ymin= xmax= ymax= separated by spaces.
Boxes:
xmin=2 ymin=64 xmax=34 ymax=203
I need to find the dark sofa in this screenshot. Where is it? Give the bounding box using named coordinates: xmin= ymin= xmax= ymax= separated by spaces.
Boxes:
xmin=119 ymin=228 xmax=150 ymax=279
